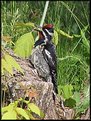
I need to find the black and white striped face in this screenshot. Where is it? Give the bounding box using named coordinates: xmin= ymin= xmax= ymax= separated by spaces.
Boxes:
xmin=34 ymin=24 xmax=54 ymax=47
xmin=43 ymin=28 xmax=54 ymax=36
xmin=42 ymin=28 xmax=54 ymax=40
xmin=38 ymin=27 xmax=54 ymax=45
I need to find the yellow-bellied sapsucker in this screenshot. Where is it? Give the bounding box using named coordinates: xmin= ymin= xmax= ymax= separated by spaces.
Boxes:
xmin=30 ymin=24 xmax=58 ymax=94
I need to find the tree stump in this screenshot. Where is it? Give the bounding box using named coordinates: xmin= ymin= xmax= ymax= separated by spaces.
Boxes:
xmin=1 ymin=49 xmax=75 ymax=119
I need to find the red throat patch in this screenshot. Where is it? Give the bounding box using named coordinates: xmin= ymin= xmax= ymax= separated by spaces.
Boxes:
xmin=38 ymin=31 xmax=44 ymax=39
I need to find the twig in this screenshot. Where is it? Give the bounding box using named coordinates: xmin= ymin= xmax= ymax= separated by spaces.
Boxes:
xmin=40 ymin=1 xmax=49 ymax=27
xmin=35 ymin=1 xmax=49 ymax=41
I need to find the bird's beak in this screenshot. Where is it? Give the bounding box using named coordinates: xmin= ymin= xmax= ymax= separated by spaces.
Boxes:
xmin=34 ymin=26 xmax=42 ymax=32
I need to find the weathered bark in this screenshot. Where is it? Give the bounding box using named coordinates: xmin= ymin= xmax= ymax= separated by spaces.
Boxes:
xmin=1 ymin=49 xmax=75 ymax=120
xmin=80 ymin=108 xmax=90 ymax=120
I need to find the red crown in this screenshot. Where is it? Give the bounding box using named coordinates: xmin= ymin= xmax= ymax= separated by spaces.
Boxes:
xmin=43 ymin=24 xmax=53 ymax=29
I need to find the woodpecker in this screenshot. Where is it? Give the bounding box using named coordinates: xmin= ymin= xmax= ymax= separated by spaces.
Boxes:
xmin=33 ymin=24 xmax=58 ymax=94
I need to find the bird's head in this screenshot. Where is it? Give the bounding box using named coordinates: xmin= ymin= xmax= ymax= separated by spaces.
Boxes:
xmin=34 ymin=24 xmax=54 ymax=40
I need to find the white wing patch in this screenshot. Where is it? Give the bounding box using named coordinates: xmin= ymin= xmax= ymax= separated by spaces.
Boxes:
xmin=45 ymin=49 xmax=52 ymax=59
xmin=44 ymin=49 xmax=55 ymax=66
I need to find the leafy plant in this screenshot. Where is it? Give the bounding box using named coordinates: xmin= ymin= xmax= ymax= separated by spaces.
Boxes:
xmin=2 ymin=51 xmax=23 ymax=75
xmin=57 ymin=29 xmax=73 ymax=39
xmin=14 ymin=22 xmax=35 ymax=28
xmin=28 ymin=103 xmax=44 ymax=118
xmin=2 ymin=98 xmax=45 ymax=120
xmin=14 ymin=32 xmax=34 ymax=58
xmin=58 ymin=84 xmax=76 ymax=108
xmin=58 ymin=84 xmax=73 ymax=99
xmin=64 ymin=98 xmax=76 ymax=108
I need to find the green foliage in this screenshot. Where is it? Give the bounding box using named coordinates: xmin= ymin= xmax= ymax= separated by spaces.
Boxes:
xmin=2 ymin=53 xmax=23 ymax=75
xmin=58 ymin=84 xmax=77 ymax=108
xmin=57 ymin=29 xmax=73 ymax=39
xmin=28 ymin=103 xmax=44 ymax=118
xmin=2 ymin=98 xmax=44 ymax=120
xmin=14 ymin=22 xmax=35 ymax=28
xmin=56 ymin=1 xmax=90 ymax=93
xmin=73 ymin=86 xmax=90 ymax=118
xmin=53 ymin=28 xmax=73 ymax=46
xmin=2 ymin=110 xmax=17 ymax=120
xmin=80 ymin=26 xmax=90 ymax=54
xmin=58 ymin=84 xmax=89 ymax=116
xmin=2 ymin=102 xmax=18 ymax=120
xmin=58 ymin=84 xmax=73 ymax=99
xmin=16 ymin=107 xmax=30 ymax=119
xmin=72 ymin=91 xmax=80 ymax=104
xmin=2 ymin=57 xmax=13 ymax=75
xmin=64 ymin=98 xmax=76 ymax=108
xmin=14 ymin=32 xmax=34 ymax=58
xmin=52 ymin=30 xmax=58 ymax=46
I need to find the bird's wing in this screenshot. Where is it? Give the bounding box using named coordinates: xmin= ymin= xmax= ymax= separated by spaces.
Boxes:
xmin=42 ymin=47 xmax=58 ymax=93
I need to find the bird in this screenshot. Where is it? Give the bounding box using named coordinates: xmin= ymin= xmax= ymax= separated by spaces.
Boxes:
xmin=33 ymin=24 xmax=58 ymax=94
